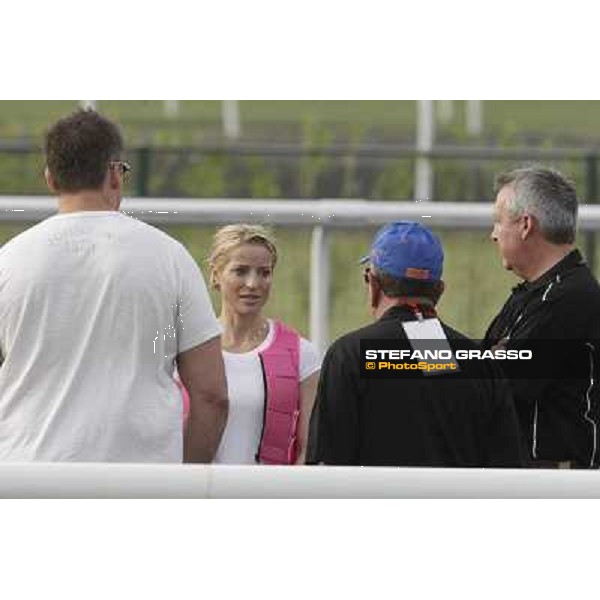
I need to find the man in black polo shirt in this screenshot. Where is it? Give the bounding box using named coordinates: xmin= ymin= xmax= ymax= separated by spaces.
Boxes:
xmin=484 ymin=166 xmax=600 ymax=469
xmin=306 ymin=221 xmax=525 ymax=467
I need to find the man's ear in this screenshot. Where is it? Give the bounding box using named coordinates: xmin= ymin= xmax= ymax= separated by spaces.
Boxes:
xmin=521 ymin=213 xmax=535 ymax=240
xmin=44 ymin=167 xmax=57 ymax=193
xmin=108 ymin=163 xmax=120 ymax=191
xmin=431 ymin=280 xmax=445 ymax=306
xmin=369 ymin=275 xmax=381 ymax=310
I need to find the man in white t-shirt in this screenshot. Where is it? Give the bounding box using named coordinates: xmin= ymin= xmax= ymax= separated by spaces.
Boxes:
xmin=0 ymin=109 xmax=228 ymax=463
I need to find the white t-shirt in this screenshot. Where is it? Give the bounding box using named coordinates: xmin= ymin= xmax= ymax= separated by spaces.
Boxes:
xmin=215 ymin=319 xmax=321 ymax=464
xmin=0 ymin=211 xmax=221 ymax=462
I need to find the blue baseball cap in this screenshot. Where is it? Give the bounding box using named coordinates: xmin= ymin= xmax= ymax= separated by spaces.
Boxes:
xmin=360 ymin=221 xmax=444 ymax=281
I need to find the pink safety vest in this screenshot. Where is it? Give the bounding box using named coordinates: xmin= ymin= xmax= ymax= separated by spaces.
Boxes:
xmin=178 ymin=320 xmax=301 ymax=464
xmin=256 ymin=320 xmax=301 ymax=465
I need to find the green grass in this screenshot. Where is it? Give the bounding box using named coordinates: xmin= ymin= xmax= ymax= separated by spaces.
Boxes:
xmin=483 ymin=101 xmax=600 ymax=140
xmin=0 ymin=101 xmax=418 ymax=142
xmin=5 ymin=100 xmax=600 ymax=143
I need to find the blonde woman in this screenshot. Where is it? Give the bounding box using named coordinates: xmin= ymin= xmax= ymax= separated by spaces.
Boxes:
xmin=201 ymin=224 xmax=320 ymax=464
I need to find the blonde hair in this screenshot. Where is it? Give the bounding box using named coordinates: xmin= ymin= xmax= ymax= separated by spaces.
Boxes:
xmin=208 ymin=223 xmax=278 ymax=288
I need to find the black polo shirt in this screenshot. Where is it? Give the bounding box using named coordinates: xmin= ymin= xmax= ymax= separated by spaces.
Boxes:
xmin=306 ymin=305 xmax=526 ymax=467
xmin=484 ymin=249 xmax=600 ymax=468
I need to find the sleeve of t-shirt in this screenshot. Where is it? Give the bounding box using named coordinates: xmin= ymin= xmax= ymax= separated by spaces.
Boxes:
xmin=299 ymin=337 xmax=321 ymax=381
xmin=174 ymin=242 xmax=222 ymax=353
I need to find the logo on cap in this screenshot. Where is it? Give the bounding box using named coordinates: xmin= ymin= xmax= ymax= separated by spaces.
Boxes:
xmin=404 ymin=267 xmax=431 ymax=280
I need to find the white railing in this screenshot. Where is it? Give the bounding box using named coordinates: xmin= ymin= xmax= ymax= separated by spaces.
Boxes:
xmin=3 ymin=196 xmax=600 ymax=354
xmin=0 ymin=463 xmax=598 ymax=498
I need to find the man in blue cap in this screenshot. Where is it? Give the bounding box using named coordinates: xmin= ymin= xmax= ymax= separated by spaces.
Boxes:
xmin=306 ymin=221 xmax=526 ymax=467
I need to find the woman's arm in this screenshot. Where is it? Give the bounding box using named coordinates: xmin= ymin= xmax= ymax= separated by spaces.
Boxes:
xmin=295 ymin=371 xmax=320 ymax=464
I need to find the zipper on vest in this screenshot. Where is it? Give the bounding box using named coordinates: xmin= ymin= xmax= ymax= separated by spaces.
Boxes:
xmin=255 ymin=354 xmax=269 ymax=463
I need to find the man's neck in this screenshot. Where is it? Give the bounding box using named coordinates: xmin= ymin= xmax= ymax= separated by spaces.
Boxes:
xmin=57 ymin=191 xmax=119 ymax=214
xmin=373 ymin=296 xmax=435 ymax=320
xmin=519 ymin=243 xmax=574 ymax=282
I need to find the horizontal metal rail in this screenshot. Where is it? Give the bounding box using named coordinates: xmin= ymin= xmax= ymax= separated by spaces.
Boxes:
xmin=3 ymin=195 xmax=600 ymax=229
xmin=0 ymin=463 xmax=597 ymax=498
xmin=0 ymin=196 xmax=499 ymax=228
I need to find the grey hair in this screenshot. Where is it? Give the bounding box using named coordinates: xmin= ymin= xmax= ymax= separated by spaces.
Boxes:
xmin=494 ymin=166 xmax=578 ymax=244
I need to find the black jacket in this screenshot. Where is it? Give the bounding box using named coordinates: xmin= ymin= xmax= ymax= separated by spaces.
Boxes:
xmin=306 ymin=305 xmax=526 ymax=467
xmin=484 ymin=249 xmax=600 ymax=468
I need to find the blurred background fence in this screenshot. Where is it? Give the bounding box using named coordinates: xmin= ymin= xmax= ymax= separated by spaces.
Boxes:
xmin=3 ymin=100 xmax=600 ymax=345
xmin=1 ymin=140 xmax=598 ymax=202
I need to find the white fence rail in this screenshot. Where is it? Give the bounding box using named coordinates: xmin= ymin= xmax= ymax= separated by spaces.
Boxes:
xmin=0 ymin=195 xmax=499 ymax=227
xmin=3 ymin=196 xmax=600 ymax=353
xmin=0 ymin=463 xmax=599 ymax=498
